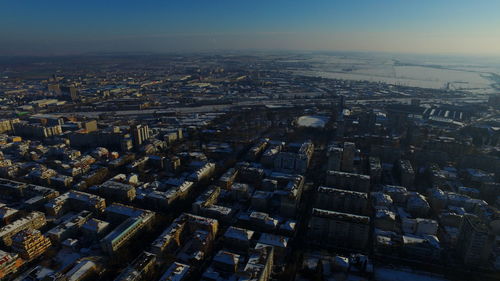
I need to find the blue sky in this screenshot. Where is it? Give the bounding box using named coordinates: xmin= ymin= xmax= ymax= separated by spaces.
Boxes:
xmin=1 ymin=0 xmax=499 ymax=55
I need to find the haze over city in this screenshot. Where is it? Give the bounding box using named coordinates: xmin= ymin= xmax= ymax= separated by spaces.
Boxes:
xmin=1 ymin=0 xmax=500 ymax=56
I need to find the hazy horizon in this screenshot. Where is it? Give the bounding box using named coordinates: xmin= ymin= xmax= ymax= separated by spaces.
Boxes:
xmin=1 ymin=0 xmax=500 ymax=57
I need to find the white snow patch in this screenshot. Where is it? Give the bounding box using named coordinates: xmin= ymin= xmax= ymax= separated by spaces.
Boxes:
xmin=297 ymin=116 xmax=329 ymax=128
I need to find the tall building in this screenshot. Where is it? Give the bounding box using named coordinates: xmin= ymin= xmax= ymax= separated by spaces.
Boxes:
xmin=64 ymin=260 xmax=98 ymax=281
xmin=341 ymin=142 xmax=355 ymax=172
xmin=12 ymin=122 xmax=63 ymax=139
xmin=99 ymin=180 xmax=136 ymax=202
xmin=70 ymin=86 xmax=79 ymax=102
xmin=339 ymin=95 xmax=345 ymax=112
xmin=44 ymin=191 xmax=106 ymax=217
xmin=202 ymin=246 xmax=274 ymax=281
xmin=61 ymin=85 xmax=79 ymax=101
xmin=11 ymin=229 xmax=52 ymax=260
xmin=368 ymin=156 xmax=382 ymax=184
xmin=0 ymin=119 xmax=19 ymax=134
xmin=0 ymin=212 xmax=47 ymax=246
xmin=397 ymin=159 xmax=415 ymax=189
xmin=47 ymin=211 xmax=92 ymax=243
xmin=113 ymin=251 xmax=157 ymax=281
xmin=47 ymin=83 xmax=62 ymax=95
xmin=0 ymin=250 xmax=23 ymax=279
xmin=327 ymin=146 xmax=343 ymax=171
xmin=100 ymin=213 xmax=155 ymax=255
xmin=314 ymin=186 xmax=368 ymax=215
xmin=308 ymin=208 xmax=370 ymax=250
xmin=130 ymin=125 xmax=150 ymax=149
xmin=273 ymin=141 xmax=313 ymax=174
xmin=82 ymin=120 xmax=98 ymax=132
xmin=100 ymin=204 xmax=155 ymax=255
xmin=457 ymin=215 xmax=493 ymax=267
xmin=0 ymin=204 xmax=20 ymax=225
xmin=242 ymin=245 xmax=274 ymax=281
xmin=150 ymin=213 xmax=218 ymax=263
xmin=325 ymin=170 xmax=370 ymax=193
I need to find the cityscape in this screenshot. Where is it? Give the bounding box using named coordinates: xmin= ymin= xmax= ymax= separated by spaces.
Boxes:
xmin=0 ymin=1 xmax=500 ymax=281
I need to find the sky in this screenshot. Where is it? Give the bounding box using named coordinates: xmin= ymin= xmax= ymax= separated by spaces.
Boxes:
xmin=1 ymin=0 xmax=500 ymax=56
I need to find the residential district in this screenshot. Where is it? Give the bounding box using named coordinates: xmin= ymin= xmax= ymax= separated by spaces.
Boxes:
xmin=0 ymin=54 xmax=499 ymax=281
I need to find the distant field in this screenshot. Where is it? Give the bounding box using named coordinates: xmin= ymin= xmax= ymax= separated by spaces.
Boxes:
xmin=290 ymin=53 xmax=500 ymax=94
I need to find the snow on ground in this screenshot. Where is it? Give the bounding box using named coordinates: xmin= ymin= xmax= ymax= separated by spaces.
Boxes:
xmin=291 ymin=54 xmax=500 ymax=94
xmin=297 ymin=115 xmax=329 ymax=128
xmin=295 ymin=68 xmax=494 ymax=93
